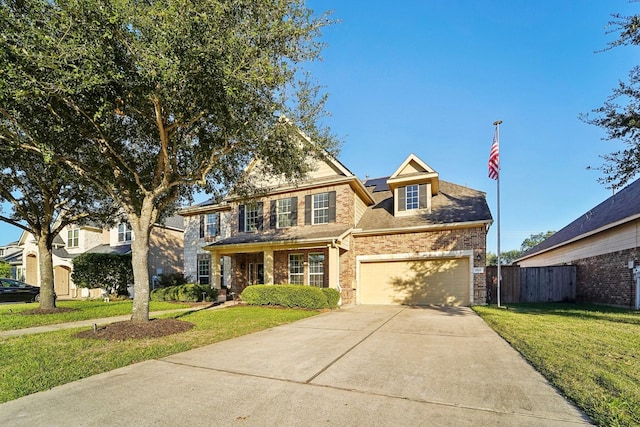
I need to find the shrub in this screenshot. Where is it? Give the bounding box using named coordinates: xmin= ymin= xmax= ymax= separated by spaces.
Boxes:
xmin=72 ymin=253 xmax=133 ymax=296
xmin=156 ymin=272 xmax=189 ymax=288
xmin=322 ymin=288 xmax=341 ymax=308
xmin=241 ymin=285 xmax=339 ymax=309
xmin=150 ymin=284 xmax=217 ymax=302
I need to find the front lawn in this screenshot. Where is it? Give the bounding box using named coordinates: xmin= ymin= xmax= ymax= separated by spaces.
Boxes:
xmin=473 ymin=303 xmax=640 ymax=427
xmin=0 ymin=305 xmax=319 ymax=403
xmin=0 ymin=300 xmax=192 ymax=331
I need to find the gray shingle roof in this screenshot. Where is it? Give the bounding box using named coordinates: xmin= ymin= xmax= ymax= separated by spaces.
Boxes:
xmin=86 ymin=244 xmax=132 ymax=255
xmin=208 ymin=224 xmax=351 ymax=248
xmin=521 ymin=177 xmax=640 ymax=258
xmin=357 ymin=178 xmax=492 ymax=230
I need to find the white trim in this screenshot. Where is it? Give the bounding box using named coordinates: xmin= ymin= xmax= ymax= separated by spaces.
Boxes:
xmin=352 ymin=220 xmax=491 ymax=237
xmin=356 ymin=250 xmax=474 ymax=305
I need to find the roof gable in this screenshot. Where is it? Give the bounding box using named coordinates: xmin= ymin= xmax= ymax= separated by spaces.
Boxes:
xmin=520 ymin=177 xmax=640 ymax=259
xmin=386 ymin=154 xmax=439 ymax=195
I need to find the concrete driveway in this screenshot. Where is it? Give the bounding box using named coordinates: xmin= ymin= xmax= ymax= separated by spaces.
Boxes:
xmin=0 ymin=305 xmax=590 ymax=426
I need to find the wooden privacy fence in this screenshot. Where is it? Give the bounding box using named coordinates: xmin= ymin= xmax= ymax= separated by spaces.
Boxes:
xmin=486 ymin=265 xmax=577 ymax=304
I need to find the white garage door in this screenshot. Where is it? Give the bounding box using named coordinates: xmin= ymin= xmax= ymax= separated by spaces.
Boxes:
xmin=359 ymin=258 xmax=470 ymax=306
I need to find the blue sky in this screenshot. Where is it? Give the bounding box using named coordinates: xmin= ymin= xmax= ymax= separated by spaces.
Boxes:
xmin=1 ymin=1 xmax=638 ymax=254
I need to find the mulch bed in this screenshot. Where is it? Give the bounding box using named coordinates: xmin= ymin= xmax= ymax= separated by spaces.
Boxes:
xmin=75 ymin=318 xmax=195 ymax=341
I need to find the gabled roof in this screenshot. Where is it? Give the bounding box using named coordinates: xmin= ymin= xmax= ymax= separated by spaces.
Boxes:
xmin=386 ymin=153 xmax=439 ymax=194
xmin=519 ymin=177 xmax=640 ymax=260
xmin=357 ymin=178 xmax=492 ymax=232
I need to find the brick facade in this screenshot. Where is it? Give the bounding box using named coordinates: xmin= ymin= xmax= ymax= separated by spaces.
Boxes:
xmin=352 ymin=226 xmax=488 ymax=305
xmin=574 ymin=248 xmax=639 ymax=308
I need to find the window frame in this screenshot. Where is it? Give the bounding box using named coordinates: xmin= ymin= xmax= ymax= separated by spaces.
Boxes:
xmin=117 ymin=222 xmax=133 ymax=242
xmin=67 ymin=226 xmax=79 ymax=248
xmin=288 ymin=253 xmax=304 ymax=285
xmin=405 ymin=184 xmax=419 ymax=210
xmin=308 ymin=253 xmax=325 ymax=287
xmin=197 ymin=254 xmax=211 ymax=285
xmin=277 ymin=198 xmax=293 ymax=228
xmin=205 ymin=213 xmax=218 ymax=237
xmin=245 ymin=203 xmax=261 ymax=232
xmin=312 ymin=192 xmax=330 ymax=225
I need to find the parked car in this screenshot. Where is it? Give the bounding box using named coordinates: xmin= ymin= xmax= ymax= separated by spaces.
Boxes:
xmin=0 ymin=278 xmax=41 ymax=303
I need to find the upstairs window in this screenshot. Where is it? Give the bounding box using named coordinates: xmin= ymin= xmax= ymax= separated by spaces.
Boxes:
xmin=118 ymin=222 xmax=133 ymax=242
xmin=200 ymin=213 xmax=219 ymax=238
xmin=304 ymin=191 xmax=336 ymax=225
xmin=67 ymin=226 xmax=79 ymax=248
xmin=238 ymin=202 xmax=263 ymax=233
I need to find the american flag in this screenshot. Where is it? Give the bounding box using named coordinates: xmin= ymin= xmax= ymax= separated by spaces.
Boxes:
xmin=488 ymin=131 xmax=499 ymax=180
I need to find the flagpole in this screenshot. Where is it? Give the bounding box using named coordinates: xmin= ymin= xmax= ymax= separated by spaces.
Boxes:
xmin=493 ymin=120 xmax=502 ymax=307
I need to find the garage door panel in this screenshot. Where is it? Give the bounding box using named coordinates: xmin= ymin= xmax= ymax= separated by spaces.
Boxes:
xmin=360 ymin=258 xmax=469 ymax=306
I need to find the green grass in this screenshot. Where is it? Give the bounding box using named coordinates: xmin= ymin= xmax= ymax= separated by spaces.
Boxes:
xmin=473 ymin=303 xmax=640 ymax=427
xmin=0 ymin=300 xmax=193 ymax=331
xmin=0 ymin=305 xmax=318 ymax=403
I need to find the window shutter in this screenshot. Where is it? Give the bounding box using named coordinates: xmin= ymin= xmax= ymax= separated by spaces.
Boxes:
xmin=305 ymin=195 xmax=312 ymax=225
xmin=199 ymin=215 xmax=205 ymax=238
xmin=419 ymin=184 xmax=427 ymax=209
xmin=290 ymin=197 xmax=298 ymax=225
xmin=328 ymin=191 xmax=336 ymax=223
xmin=398 ymin=187 xmax=406 ymax=212
xmin=270 ymin=200 xmax=277 ymax=229
xmin=215 ymin=213 xmax=221 ymax=236
xmin=238 ymin=205 xmax=245 ymax=232
xmin=256 ymin=202 xmax=264 ymax=230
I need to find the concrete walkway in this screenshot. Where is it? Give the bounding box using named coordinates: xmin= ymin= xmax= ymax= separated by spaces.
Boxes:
xmin=0 ymin=305 xmax=591 ymax=426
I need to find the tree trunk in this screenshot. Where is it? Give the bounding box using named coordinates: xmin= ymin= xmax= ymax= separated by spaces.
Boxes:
xmin=129 ymin=199 xmax=156 ymax=322
xmin=37 ymin=234 xmax=56 ymax=309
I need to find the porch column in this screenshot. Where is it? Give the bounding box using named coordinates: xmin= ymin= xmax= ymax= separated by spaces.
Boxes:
xmin=211 ymin=251 xmax=220 ymax=289
xmin=328 ymin=245 xmax=340 ymax=289
xmin=263 ymin=249 xmax=274 ymax=285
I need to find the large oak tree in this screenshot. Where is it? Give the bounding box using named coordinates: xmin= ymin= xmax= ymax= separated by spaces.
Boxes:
xmin=0 ymin=0 xmax=336 ymax=321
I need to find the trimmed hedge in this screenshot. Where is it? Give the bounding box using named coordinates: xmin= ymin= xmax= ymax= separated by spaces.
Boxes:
xmin=150 ymin=284 xmax=217 ymax=302
xmin=322 ymin=288 xmax=341 ymax=308
xmin=241 ymin=285 xmax=340 ymax=309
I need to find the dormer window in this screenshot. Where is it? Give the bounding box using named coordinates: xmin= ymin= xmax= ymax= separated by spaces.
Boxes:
xmin=398 ymin=183 xmax=428 ymax=213
xmin=386 ymin=154 xmax=438 ymax=217
xmin=406 ymin=184 xmax=419 ymax=210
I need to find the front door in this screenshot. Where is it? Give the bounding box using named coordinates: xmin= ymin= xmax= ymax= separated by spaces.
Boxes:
xmin=248 ymin=263 xmax=265 ymax=285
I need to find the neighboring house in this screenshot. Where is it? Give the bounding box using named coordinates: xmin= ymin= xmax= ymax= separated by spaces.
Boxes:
xmin=517 ymin=178 xmax=640 ymax=310
xmin=17 ymin=217 xmax=184 ymax=298
xmin=180 ymin=153 xmax=492 ymax=306
xmin=0 ymin=240 xmax=24 ymax=279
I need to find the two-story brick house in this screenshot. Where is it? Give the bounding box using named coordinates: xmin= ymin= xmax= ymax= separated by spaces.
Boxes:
xmin=181 ymin=153 xmax=492 ymax=306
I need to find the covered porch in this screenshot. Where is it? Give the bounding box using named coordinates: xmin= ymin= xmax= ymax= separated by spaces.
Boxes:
xmin=205 ymin=226 xmax=351 ymax=298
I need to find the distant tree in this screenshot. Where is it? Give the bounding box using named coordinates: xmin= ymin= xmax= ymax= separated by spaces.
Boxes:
xmin=0 ymin=261 xmax=10 ymax=278
xmin=582 ymin=9 xmax=640 ymax=189
xmin=520 ymin=231 xmax=555 ymax=252
xmin=486 ymin=250 xmax=522 ymax=266
xmin=0 ymin=149 xmax=115 ymax=309
xmin=0 ymin=0 xmax=336 ymax=322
